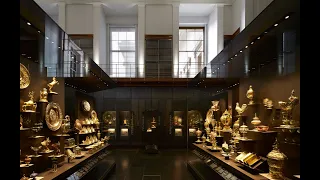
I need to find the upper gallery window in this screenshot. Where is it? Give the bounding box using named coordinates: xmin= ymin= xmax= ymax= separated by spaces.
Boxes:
xmin=109 ymin=27 xmax=136 ymax=78
xmin=178 ymin=28 xmax=204 ymax=78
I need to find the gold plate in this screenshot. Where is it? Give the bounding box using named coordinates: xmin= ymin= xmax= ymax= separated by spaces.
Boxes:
xmin=91 ymin=110 xmax=97 ymax=119
xmin=20 ymin=63 xmax=30 ymax=89
xmin=188 ymin=110 xmax=202 ymax=127
xmin=82 ymin=100 xmax=91 ymax=111
xmin=45 ymin=102 xmax=63 ymax=131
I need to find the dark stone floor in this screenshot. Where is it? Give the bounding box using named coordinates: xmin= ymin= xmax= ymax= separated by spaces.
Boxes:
xmin=104 ymin=149 xmax=195 ymax=180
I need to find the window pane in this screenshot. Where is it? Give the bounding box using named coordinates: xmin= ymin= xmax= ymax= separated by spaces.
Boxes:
xmin=111 ymin=32 xmax=118 ymax=41
xmin=127 ymin=41 xmax=135 ymax=51
xmin=187 ymin=30 xmax=196 ymax=40
xmin=187 ymin=41 xmax=203 ymax=51
xmin=111 ymin=52 xmax=119 ymax=76
xmin=119 ymin=32 xmax=126 ymax=40
xmin=127 ymin=32 xmax=135 ymax=40
xmin=195 ymin=30 xmax=203 ymax=40
xmin=111 ymin=41 xmax=120 ymax=51
xmin=179 ymin=41 xmax=187 ymax=51
xmin=179 ymin=29 xmax=187 ymax=40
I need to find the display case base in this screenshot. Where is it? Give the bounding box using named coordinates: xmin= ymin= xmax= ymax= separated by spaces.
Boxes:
xmin=145 ymin=144 xmax=159 ymax=154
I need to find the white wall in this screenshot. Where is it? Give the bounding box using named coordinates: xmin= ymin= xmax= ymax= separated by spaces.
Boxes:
xmin=145 ymin=5 xmax=173 ymax=35
xmin=223 ymin=5 xmax=232 ymax=35
xmin=207 ymin=5 xmax=224 ymax=62
xmin=93 ymin=4 xmax=107 ymax=66
xmin=105 ymin=16 xmax=138 ymax=25
xmin=179 ymin=16 xmax=208 ymax=26
xmin=66 ymin=4 xmax=93 ymax=34
xmin=230 ymin=0 xmax=273 ymax=33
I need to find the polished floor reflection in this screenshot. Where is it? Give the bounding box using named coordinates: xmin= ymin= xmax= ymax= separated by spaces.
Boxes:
xmin=105 ymin=149 xmax=195 ymax=180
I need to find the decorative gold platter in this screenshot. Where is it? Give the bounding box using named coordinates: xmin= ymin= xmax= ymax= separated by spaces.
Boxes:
xmin=45 ymin=102 xmax=63 ymax=131
xmin=82 ymin=100 xmax=91 ymax=111
xmin=20 ymin=63 xmax=30 ymax=89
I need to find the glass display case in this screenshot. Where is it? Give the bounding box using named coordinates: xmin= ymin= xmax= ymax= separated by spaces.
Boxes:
xmin=171 ymin=111 xmax=185 ymax=137
xmin=187 ymin=110 xmax=203 ymax=137
xmin=102 ymin=111 xmax=116 ymax=139
xmin=119 ymin=111 xmax=134 ymax=140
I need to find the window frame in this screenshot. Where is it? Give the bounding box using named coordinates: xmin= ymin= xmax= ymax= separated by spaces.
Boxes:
xmin=178 ymin=27 xmax=205 ymax=78
xmin=109 ymin=25 xmax=137 ymax=78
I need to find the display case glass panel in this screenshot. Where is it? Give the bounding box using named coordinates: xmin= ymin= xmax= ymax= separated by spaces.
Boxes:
xmin=102 ymin=111 xmax=117 ymax=138
xmin=187 ymin=110 xmax=203 ymax=136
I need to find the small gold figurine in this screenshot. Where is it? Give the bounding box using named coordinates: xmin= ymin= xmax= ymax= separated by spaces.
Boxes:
xmin=39 ymin=88 xmax=48 ymax=102
xmin=40 ymin=137 xmax=51 ymax=152
xmin=235 ymin=102 xmax=247 ymax=116
xmin=22 ymin=91 xmax=37 ymax=112
xmin=220 ymin=110 xmax=232 ymax=131
xmin=211 ymin=101 xmax=220 ymax=111
xmin=47 ymin=77 xmax=59 ymax=94
xmin=151 ymin=117 xmax=156 ymax=128
xmin=246 ymin=85 xmax=254 ymax=105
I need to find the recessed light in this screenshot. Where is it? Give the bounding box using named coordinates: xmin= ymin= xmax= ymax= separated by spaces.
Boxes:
xmin=240 ymin=51 xmax=242 ymax=53
xmin=251 ymin=42 xmax=254 ymax=44
xmin=212 ymin=72 xmax=215 ymax=74
xmin=46 ymin=37 xmax=49 ymax=39
xmin=71 ymin=56 xmax=74 ymax=59
xmin=257 ymin=37 xmax=260 ymax=40
xmin=38 ymin=31 xmax=40 ymax=33
xmin=58 ymin=46 xmax=60 ymax=48
xmin=231 ymin=58 xmax=233 ymax=59
xmin=27 ymin=22 xmax=31 ymax=26
xmin=245 ymin=46 xmax=248 ymax=48
xmin=264 ymin=31 xmax=268 ymax=34
xmin=235 ymin=54 xmax=237 ymax=56
xmin=52 ymin=41 xmax=54 ymax=43
xmin=21 ymin=54 xmax=26 ymax=56
xmin=274 ymin=23 xmax=278 ymax=27
xmin=227 ymin=60 xmax=230 ymax=62
xmin=217 ymin=67 xmax=220 ymax=69
xmin=27 ymin=56 xmax=31 ymax=59
xmin=285 ymin=15 xmax=289 ymax=19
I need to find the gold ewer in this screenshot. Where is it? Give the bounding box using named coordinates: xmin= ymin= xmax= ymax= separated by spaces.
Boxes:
xmin=246 ymin=85 xmax=254 ymax=105
xmin=220 ymin=110 xmax=232 ymax=131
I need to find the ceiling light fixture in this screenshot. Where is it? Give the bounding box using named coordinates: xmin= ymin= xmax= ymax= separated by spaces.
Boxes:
xmin=217 ymin=67 xmax=220 ymax=69
xmin=38 ymin=31 xmax=40 ymax=33
xmin=264 ymin=31 xmax=268 ymax=34
xmin=240 ymin=50 xmax=242 ymax=53
xmin=27 ymin=57 xmax=31 ymax=59
xmin=274 ymin=23 xmax=278 ymax=27
xmin=245 ymin=46 xmax=248 ymax=48
xmin=46 ymin=37 xmax=49 ymax=39
xmin=52 ymin=41 xmax=54 ymax=44
xmin=251 ymin=42 xmax=254 ymax=45
xmin=285 ymin=15 xmax=289 ymax=19
xmin=231 ymin=58 xmax=233 ymax=59
xmin=58 ymin=46 xmax=60 ymax=49
xmin=235 ymin=54 xmax=237 ymax=56
xmin=257 ymin=37 xmax=260 ymax=40
xmin=27 ymin=22 xmax=31 ymax=25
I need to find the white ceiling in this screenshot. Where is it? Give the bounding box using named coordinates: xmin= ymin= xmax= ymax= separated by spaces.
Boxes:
xmin=34 ymin=1 xmax=217 ymax=18
xmin=102 ymin=3 xmax=138 ymax=16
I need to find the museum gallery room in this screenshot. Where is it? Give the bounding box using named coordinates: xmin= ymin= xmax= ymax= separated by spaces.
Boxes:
xmin=20 ymin=0 xmax=300 ymax=179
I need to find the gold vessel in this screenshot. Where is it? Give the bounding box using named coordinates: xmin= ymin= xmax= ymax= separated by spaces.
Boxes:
xmin=251 ymin=113 xmax=261 ymax=129
xmin=267 ymin=139 xmax=287 ymax=179
xmin=47 ymin=77 xmax=59 ymax=94
xmin=20 ymin=63 xmax=31 ymax=89
xmin=239 ymin=123 xmax=248 ymax=139
xmin=263 ymin=98 xmax=273 ymax=109
xmin=195 ymin=128 xmax=202 ymax=143
xmin=41 ymin=137 xmax=51 ymax=152
xmin=232 ymin=117 xmax=240 ymax=138
xmin=22 ymin=91 xmax=37 ymax=112
xmin=74 ymin=119 xmax=82 ymax=132
xmin=211 ymin=101 xmax=219 ymax=111
xmin=235 ymin=102 xmax=247 ymax=116
xmin=246 ymin=85 xmax=254 ymax=105
xmin=39 ymin=88 xmax=48 ymax=102
xmin=151 ymin=117 xmax=157 ymax=128
xmin=278 ymin=90 xmax=299 ymax=128
xmin=220 ymin=110 xmax=232 ymax=131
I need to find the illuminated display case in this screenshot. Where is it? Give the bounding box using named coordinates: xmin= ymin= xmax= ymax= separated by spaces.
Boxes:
xmin=102 ymin=111 xmax=117 ymax=140
xmin=170 ymin=111 xmax=185 ymax=137
xmin=187 ymin=110 xmax=203 ymax=137
xmin=119 ymin=111 xmax=134 ymax=140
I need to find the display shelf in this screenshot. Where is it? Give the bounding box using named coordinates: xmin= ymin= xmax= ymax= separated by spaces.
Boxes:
xmin=52 ymin=134 xmax=70 ymax=137
xmin=192 ymin=143 xmax=267 ymax=180
xmin=28 ymin=155 xmax=43 ymax=158
xmin=79 ymin=132 xmax=96 ymax=135
xmin=20 ymin=128 xmax=31 ymax=131
xmin=20 ymin=111 xmax=40 ymax=113
xmin=28 ymin=135 xmax=45 ymax=139
xmin=20 ymin=164 xmax=34 ymax=168
xmin=38 ymin=150 xmax=54 ymax=154
xmin=37 ymin=144 xmax=109 ymax=180
xmin=64 ymin=145 xmax=76 ymax=149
